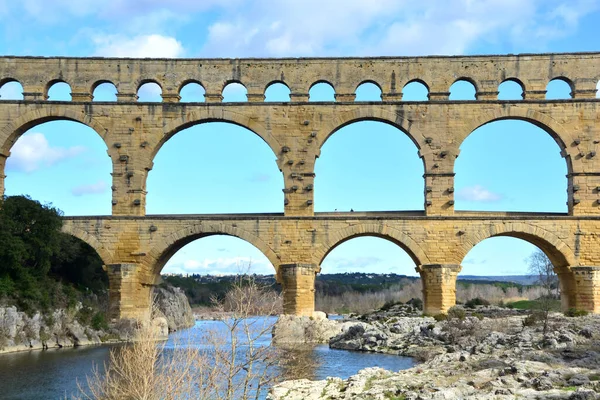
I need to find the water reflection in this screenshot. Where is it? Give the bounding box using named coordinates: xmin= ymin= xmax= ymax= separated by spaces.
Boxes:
xmin=0 ymin=318 xmax=414 ymax=399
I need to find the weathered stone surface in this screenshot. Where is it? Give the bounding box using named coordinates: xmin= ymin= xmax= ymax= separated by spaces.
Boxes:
xmin=269 ymin=313 xmax=600 ymax=399
xmin=272 ymin=313 xmax=350 ymax=344
xmin=1 ymin=53 xmax=600 ymax=319
xmin=154 ymin=285 xmax=195 ymax=332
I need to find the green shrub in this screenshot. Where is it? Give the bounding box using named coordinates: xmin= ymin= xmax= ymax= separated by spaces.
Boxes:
xmin=447 ymin=306 xmax=466 ymax=320
xmin=522 ymin=310 xmax=544 ymax=327
xmin=564 ymin=308 xmax=589 ymax=317
xmin=381 ymin=300 xmax=401 ymax=311
xmin=465 ymin=297 xmax=490 ymax=309
xmin=91 ymin=312 xmax=109 ymax=331
xmin=433 ymin=313 xmax=447 ymax=322
xmin=406 ymin=298 xmax=423 ymax=310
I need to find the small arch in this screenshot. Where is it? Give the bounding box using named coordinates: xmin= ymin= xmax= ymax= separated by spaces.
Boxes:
xmin=137 ymin=81 xmax=163 ymax=102
xmin=498 ymin=79 xmax=524 ymax=100
xmin=596 ymin=80 xmax=600 ymax=98
xmin=449 ymin=78 xmax=477 ymax=100
xmin=47 ymin=81 xmax=72 ymax=101
xmin=222 ymin=81 xmax=248 ymax=102
xmin=0 ymin=79 xmax=23 ymax=100
xmin=309 ymin=81 xmax=335 ymax=102
xmin=147 ymin=224 xmax=280 ymax=275
xmin=92 ymin=81 xmax=118 ymax=102
xmin=546 ymin=78 xmax=573 ymax=99
xmin=402 ymin=80 xmax=429 ymax=101
xmin=179 ymin=81 xmax=205 ymax=102
xmin=264 ymin=81 xmax=291 ymax=102
xmin=354 ymin=81 xmax=382 ymax=101
xmin=316 ymin=224 xmax=429 ymax=267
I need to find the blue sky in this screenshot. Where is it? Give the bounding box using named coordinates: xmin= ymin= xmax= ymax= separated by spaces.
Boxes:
xmin=0 ymin=0 xmax=599 ymax=277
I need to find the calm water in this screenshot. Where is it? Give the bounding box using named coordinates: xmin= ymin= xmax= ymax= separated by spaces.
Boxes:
xmin=0 ymin=318 xmax=414 ymax=399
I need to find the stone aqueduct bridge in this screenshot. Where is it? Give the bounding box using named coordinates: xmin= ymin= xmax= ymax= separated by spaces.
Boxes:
xmin=1 ymin=53 xmax=600 ymax=319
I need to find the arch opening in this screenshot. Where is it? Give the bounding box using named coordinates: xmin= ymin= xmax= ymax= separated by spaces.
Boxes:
xmin=459 ymin=235 xmax=569 ymax=309
xmin=222 ymin=82 xmax=247 ymax=102
xmin=546 ymin=78 xmax=573 ymax=99
xmin=455 ymin=119 xmax=568 ymax=213
xmin=355 ymin=82 xmax=382 ymax=101
xmin=596 ymin=80 xmax=599 ymax=98
xmin=0 ymin=80 xmax=24 ymax=100
xmin=147 ymin=121 xmax=283 ymax=214
xmin=47 ymin=81 xmax=72 ymax=101
xmin=92 ymin=82 xmax=118 ymax=102
xmin=402 ymin=80 xmax=429 ymax=101
xmin=157 ymin=234 xmax=278 ymax=308
xmin=179 ymin=82 xmax=205 ymax=102
xmin=4 ymin=120 xmax=112 ymax=216
xmin=449 ymin=79 xmax=476 ymax=100
xmin=498 ymin=79 xmax=524 ymax=100
xmin=317 ymin=235 xmax=421 ymax=314
xmin=137 ymin=82 xmax=162 ymax=102
xmin=309 ymin=81 xmax=335 ymax=102
xmin=264 ymin=82 xmax=290 ymax=102
xmin=315 ymin=120 xmax=424 ymax=212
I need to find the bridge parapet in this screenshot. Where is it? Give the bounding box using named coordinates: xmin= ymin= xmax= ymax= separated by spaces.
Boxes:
xmin=1 ymin=53 xmax=599 ymax=104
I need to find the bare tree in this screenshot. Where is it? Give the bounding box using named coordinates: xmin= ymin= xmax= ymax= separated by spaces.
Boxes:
xmin=77 ymin=274 xmax=283 ymax=400
xmin=527 ymin=249 xmax=558 ymax=335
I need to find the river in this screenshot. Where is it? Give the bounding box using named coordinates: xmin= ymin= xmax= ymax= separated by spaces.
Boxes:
xmin=0 ymin=318 xmax=414 ymax=399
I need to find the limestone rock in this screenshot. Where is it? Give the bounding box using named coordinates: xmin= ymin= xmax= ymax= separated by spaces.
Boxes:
xmin=154 ymin=285 xmax=195 ymax=332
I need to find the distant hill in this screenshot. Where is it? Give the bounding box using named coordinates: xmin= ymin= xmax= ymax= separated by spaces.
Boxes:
xmin=164 ymin=272 xmax=536 ymax=306
xmin=458 ymin=275 xmax=538 ymax=285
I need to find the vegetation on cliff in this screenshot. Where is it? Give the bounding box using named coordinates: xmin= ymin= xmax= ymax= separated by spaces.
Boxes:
xmin=0 ymin=195 xmax=108 ymax=318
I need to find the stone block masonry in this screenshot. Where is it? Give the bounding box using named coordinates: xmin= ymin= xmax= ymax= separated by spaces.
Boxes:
xmin=1 ymin=53 xmax=600 ymax=319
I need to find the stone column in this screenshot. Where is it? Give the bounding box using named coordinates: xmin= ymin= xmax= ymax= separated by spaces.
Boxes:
xmin=0 ymin=151 xmax=8 ymax=196
xmin=556 ymin=268 xmax=577 ymax=311
xmin=116 ymin=93 xmax=138 ymax=102
xmin=290 ymin=93 xmax=309 ymax=102
xmin=417 ymin=264 xmax=461 ymax=314
xmin=572 ymin=266 xmax=600 ymax=313
xmin=279 ymin=263 xmax=317 ymax=316
xmin=334 ymin=93 xmax=356 ymax=102
xmin=106 ymin=263 xmax=153 ymax=321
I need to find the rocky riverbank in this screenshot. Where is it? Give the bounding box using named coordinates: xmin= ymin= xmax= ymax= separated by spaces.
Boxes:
xmin=269 ymin=306 xmax=600 ymax=399
xmin=0 ymin=284 xmax=195 ymax=354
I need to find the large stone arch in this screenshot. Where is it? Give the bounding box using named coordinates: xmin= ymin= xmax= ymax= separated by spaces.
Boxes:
xmin=154 ymin=109 xmax=282 ymax=162
xmin=146 ymin=223 xmax=281 ymax=276
xmin=317 ymin=107 xmax=425 ymax=154
xmin=60 ymin=223 xmax=113 ymax=266
xmin=462 ymin=222 xmax=576 ymax=268
xmin=316 ymin=223 xmax=430 ymax=269
xmin=459 ymin=106 xmax=575 ymax=174
xmin=0 ymin=107 xmax=109 ymax=154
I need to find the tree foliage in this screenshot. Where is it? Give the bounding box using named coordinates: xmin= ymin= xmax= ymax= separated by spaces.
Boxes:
xmin=0 ymin=195 xmax=108 ymax=313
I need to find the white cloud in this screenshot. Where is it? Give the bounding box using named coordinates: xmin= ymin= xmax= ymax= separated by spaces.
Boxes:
xmin=163 ymin=256 xmax=273 ymax=275
xmin=6 ymin=133 xmax=85 ymax=173
xmin=456 ymin=185 xmax=502 ymax=202
xmin=93 ymin=34 xmax=184 ymax=58
xmin=71 ymin=180 xmax=108 ymax=196
xmin=198 ymin=0 xmax=598 ymax=57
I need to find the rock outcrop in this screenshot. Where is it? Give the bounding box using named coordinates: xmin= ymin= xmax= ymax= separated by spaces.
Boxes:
xmin=270 ymin=311 xmax=600 ymax=399
xmin=154 ymin=285 xmax=195 ymax=332
xmin=0 ymin=305 xmax=107 ymax=354
xmin=272 ymin=312 xmax=351 ymax=344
